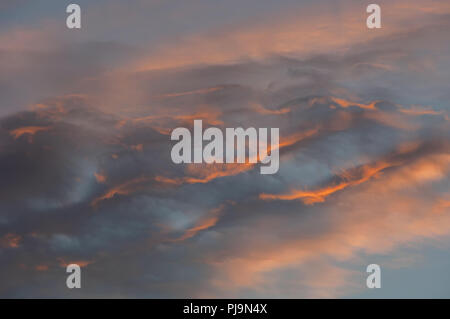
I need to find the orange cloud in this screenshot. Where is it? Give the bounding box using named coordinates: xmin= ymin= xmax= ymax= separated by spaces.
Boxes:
xmin=9 ymin=126 xmax=52 ymax=140
xmin=129 ymin=0 xmax=450 ymax=72
xmin=186 ymin=163 xmax=254 ymax=184
xmin=94 ymin=173 xmax=107 ymax=183
xmin=35 ymin=265 xmax=49 ymax=271
xmin=58 ymin=259 xmax=92 ymax=268
xmin=250 ymin=103 xmax=291 ymax=115
xmin=331 ymin=97 xmax=377 ymax=110
xmin=126 ymin=109 xmax=224 ymax=131
xmin=206 ymin=151 xmax=450 ymax=296
xmin=174 ymin=111 xmax=224 ymax=126
xmin=132 ymin=8 xmax=378 ymax=71
xmin=159 ymin=86 xmax=227 ymax=98
xmin=31 ymin=95 xmax=89 ymax=120
xmin=0 ymin=233 xmax=21 ymax=248
xmin=260 ymin=160 xmax=395 ymax=204
xmin=171 ymin=205 xmax=224 ymax=242
xmin=156 ymin=163 xmax=254 ymax=186
xmin=260 ymin=182 xmax=349 ymax=204
xmin=399 ymin=106 xmax=444 ymax=116
xmin=130 ymin=144 xmax=144 ymax=152
xmin=91 ymin=176 xmax=150 ymax=206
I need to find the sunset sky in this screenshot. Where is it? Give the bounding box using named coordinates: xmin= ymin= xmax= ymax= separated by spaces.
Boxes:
xmin=0 ymin=0 xmax=449 ymax=298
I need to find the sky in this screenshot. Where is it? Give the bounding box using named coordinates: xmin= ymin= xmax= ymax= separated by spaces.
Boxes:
xmin=0 ymin=0 xmax=449 ymax=298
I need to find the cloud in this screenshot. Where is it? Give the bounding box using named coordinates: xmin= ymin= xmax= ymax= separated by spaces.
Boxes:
xmin=0 ymin=0 xmax=449 ymax=298
xmin=131 ymin=0 xmax=450 ymax=71
xmin=0 ymin=233 xmax=21 ymax=248
xmin=9 ymin=126 xmax=52 ymax=140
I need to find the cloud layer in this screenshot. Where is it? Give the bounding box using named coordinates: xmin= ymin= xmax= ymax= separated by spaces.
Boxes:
xmin=0 ymin=0 xmax=449 ymax=298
